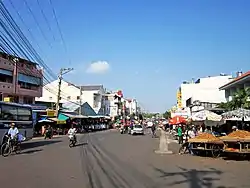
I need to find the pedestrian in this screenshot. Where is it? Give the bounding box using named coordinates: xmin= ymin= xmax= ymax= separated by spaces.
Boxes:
xmin=151 ymin=123 xmax=156 ymax=138
xmin=177 ymin=125 xmax=183 ymax=144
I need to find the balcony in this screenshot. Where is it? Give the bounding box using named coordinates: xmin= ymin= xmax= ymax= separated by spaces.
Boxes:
xmin=0 ymin=58 xmax=14 ymax=71
xmin=0 ymin=82 xmax=14 ymax=93
xmin=17 ymin=85 xmax=42 ymax=97
xmin=18 ymin=68 xmax=43 ymax=78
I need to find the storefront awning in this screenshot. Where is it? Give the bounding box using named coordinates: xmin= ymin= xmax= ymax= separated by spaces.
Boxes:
xmin=49 ymin=118 xmax=66 ymax=124
xmin=61 ymin=113 xmax=88 ymax=119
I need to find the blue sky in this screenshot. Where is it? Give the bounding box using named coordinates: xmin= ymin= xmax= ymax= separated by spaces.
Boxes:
xmin=4 ymin=0 xmax=250 ymax=112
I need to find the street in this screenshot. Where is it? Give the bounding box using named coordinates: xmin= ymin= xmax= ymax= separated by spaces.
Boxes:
xmin=1 ymin=130 xmax=250 ymax=188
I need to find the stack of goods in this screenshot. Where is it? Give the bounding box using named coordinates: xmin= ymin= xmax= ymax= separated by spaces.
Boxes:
xmin=221 ymin=130 xmax=250 ymax=141
xmin=188 ymin=133 xmax=223 ymax=143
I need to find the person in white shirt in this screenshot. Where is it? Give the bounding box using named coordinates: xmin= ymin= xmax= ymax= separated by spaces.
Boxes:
xmin=8 ymin=123 xmax=19 ymax=140
xmin=68 ymin=125 xmax=77 ymax=142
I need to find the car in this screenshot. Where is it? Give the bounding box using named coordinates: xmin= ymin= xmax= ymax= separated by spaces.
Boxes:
xmin=130 ymin=124 xmax=144 ymax=135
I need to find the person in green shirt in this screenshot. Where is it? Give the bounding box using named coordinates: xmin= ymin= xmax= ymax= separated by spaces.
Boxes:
xmin=177 ymin=125 xmax=183 ymax=144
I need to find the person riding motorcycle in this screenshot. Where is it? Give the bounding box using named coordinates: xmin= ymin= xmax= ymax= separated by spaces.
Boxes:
xmin=68 ymin=125 xmax=77 ymax=143
xmin=44 ymin=125 xmax=53 ymax=139
xmin=7 ymin=123 xmax=19 ymax=148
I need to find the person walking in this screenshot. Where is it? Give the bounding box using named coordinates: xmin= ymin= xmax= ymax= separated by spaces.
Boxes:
xmin=177 ymin=125 xmax=183 ymax=144
xmin=151 ymin=123 xmax=156 ymax=138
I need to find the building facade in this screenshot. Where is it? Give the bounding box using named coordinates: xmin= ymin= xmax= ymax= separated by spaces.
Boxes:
xmin=35 ymin=80 xmax=107 ymax=115
xmin=0 ymin=52 xmax=43 ymax=104
xmin=220 ymin=71 xmax=250 ymax=102
xmin=177 ymin=74 xmax=233 ymax=109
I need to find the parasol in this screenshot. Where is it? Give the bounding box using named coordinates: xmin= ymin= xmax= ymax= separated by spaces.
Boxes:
xmin=192 ymin=110 xmax=222 ymax=122
xmin=169 ymin=116 xmax=186 ymax=125
xmin=222 ymin=108 xmax=250 ymax=121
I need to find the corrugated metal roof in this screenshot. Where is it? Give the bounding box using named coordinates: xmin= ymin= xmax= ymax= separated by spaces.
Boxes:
xmin=79 ymin=85 xmax=103 ymax=91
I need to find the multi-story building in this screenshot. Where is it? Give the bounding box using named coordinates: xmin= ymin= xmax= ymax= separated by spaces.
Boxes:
xmin=35 ymin=80 xmax=107 ymax=115
xmin=124 ymin=99 xmax=138 ymax=115
xmin=177 ymin=74 xmax=233 ymax=113
xmin=0 ymin=52 xmax=43 ymax=104
xmin=219 ymin=71 xmax=250 ymax=102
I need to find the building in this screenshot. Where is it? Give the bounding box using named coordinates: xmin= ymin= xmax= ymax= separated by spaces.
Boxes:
xmin=177 ymin=74 xmax=233 ymax=111
xmin=0 ymin=52 xmax=43 ymax=104
xmin=79 ymin=85 xmax=106 ymax=115
xmin=35 ymin=80 xmax=107 ymax=115
xmin=124 ymin=99 xmax=138 ymax=115
xmin=219 ymin=71 xmax=250 ymax=102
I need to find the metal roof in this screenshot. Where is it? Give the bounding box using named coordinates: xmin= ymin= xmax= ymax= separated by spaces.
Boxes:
xmin=219 ymin=71 xmax=250 ymax=90
xmin=79 ymin=85 xmax=103 ymax=91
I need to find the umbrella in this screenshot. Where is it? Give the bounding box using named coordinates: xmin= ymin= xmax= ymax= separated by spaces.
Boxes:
xmin=222 ymin=108 xmax=250 ymax=120
xmin=169 ymin=116 xmax=187 ymax=125
xmin=192 ymin=110 xmax=222 ymax=121
xmin=38 ymin=119 xmax=53 ymax=123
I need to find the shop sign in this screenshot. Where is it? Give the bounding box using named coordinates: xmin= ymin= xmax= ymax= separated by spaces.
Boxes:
xmin=4 ymin=97 xmax=13 ymax=102
xmin=57 ymin=120 xmax=66 ymax=124
xmin=47 ymin=110 xmax=56 ymax=117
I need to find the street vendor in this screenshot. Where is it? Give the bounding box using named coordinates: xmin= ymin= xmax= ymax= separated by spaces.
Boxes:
xmin=232 ymin=126 xmax=238 ymax=132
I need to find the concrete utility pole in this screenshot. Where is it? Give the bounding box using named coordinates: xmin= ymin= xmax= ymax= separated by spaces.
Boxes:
xmin=55 ymin=68 xmax=73 ymax=117
xmin=78 ymin=86 xmax=82 ymax=115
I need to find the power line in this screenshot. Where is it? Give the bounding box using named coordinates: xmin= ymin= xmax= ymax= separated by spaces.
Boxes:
xmin=48 ymin=0 xmax=71 ymax=65
xmin=23 ymin=0 xmax=53 ymax=49
xmin=36 ymin=0 xmax=56 ymax=41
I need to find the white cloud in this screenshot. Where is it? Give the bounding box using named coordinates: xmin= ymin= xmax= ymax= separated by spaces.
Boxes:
xmin=86 ymin=61 xmax=110 ymax=74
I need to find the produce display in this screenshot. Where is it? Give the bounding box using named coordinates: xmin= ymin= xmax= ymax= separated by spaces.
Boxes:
xmin=188 ymin=133 xmax=223 ymax=143
xmin=221 ymin=130 xmax=250 ymax=141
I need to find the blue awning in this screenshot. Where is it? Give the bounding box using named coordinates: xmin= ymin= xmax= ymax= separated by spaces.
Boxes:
xmin=18 ymin=73 xmax=41 ymax=85
xmin=0 ymin=69 xmax=12 ymax=76
xmin=58 ymin=113 xmax=70 ymax=121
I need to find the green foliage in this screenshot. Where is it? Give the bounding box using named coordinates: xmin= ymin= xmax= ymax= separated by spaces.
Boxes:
xmin=217 ymin=88 xmax=250 ymax=110
xmin=163 ymin=110 xmax=171 ymax=119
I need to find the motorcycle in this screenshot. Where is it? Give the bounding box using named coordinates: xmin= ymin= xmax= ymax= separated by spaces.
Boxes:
xmin=69 ymin=135 xmax=77 ymax=148
xmin=44 ymin=129 xmax=52 ymax=139
xmin=120 ymin=127 xmax=124 ymax=134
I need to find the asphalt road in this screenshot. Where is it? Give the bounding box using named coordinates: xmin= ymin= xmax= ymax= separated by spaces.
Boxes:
xmin=1 ymin=130 xmax=250 ymax=188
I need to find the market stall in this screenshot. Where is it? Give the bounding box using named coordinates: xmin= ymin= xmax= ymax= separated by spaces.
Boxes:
xmin=221 ymin=130 xmax=250 ymax=156
xmin=222 ymin=108 xmax=250 ymax=121
xmin=191 ymin=110 xmax=224 ymax=127
xmin=188 ymin=133 xmax=224 ymax=158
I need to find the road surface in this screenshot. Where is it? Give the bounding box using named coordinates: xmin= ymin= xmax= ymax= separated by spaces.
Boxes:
xmin=1 ymin=130 xmax=250 ymax=188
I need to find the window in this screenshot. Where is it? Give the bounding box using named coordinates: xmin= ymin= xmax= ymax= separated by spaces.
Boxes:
xmin=77 ymin=96 xmax=80 ymax=100
xmin=23 ymin=97 xmax=33 ymax=104
xmin=67 ymin=96 xmax=71 ymax=100
xmin=17 ymin=107 xmax=32 ymax=121
xmin=1 ymin=105 xmax=17 ymax=120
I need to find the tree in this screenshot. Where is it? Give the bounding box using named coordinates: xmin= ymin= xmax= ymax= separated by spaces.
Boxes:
xmin=163 ymin=110 xmax=171 ymax=119
xmin=218 ymin=88 xmax=250 ymax=110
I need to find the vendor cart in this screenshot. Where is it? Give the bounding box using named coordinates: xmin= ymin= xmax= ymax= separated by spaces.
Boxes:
xmin=189 ymin=139 xmax=224 ymax=158
xmin=222 ymin=137 xmax=250 ymax=157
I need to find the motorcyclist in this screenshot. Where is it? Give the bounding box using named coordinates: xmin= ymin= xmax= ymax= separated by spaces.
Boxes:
xmin=68 ymin=125 xmax=77 ymax=142
xmin=7 ymin=123 xmax=19 ymax=148
xmin=44 ymin=125 xmax=53 ymax=139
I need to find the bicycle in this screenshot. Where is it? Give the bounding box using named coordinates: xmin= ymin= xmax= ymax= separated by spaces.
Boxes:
xmin=1 ymin=135 xmax=21 ymax=157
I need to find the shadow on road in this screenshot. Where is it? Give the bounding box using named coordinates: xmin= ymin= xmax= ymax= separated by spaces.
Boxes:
xmin=75 ymin=142 xmax=88 ymax=147
xmin=154 ymin=166 xmax=235 ymax=188
xmin=20 ymin=149 xmax=43 ymax=155
xmin=21 ymin=140 xmax=62 ymax=150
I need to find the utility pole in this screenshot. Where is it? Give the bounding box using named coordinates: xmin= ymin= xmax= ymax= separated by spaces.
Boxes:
xmin=55 ymin=68 xmax=73 ymax=117
xmin=79 ymin=86 xmax=82 ymax=115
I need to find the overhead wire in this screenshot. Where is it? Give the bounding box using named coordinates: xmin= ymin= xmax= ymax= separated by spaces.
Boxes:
xmin=0 ymin=1 xmax=76 ymax=104
xmin=23 ymin=0 xmax=53 ymax=49
xmin=48 ymin=0 xmax=71 ymax=65
xmin=36 ymin=0 xmax=56 ymax=41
